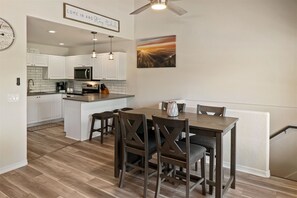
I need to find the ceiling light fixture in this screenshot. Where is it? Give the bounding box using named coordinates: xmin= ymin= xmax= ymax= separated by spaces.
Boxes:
xmin=91 ymin=31 xmax=97 ymax=58
xmin=108 ymin=35 xmax=114 ymax=60
xmin=151 ymin=0 xmax=167 ymax=10
xmin=48 ymin=30 xmax=56 ymax=33
xmin=59 ymin=43 xmax=64 ymax=46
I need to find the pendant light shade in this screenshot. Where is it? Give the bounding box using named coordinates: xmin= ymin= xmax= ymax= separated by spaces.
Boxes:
xmin=108 ymin=35 xmax=114 ymax=60
xmin=151 ymin=0 xmax=167 ymax=10
xmin=91 ymin=32 xmax=97 ymax=58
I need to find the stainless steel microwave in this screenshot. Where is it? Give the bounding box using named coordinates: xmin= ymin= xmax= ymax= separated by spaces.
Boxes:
xmin=74 ymin=67 xmax=92 ymax=81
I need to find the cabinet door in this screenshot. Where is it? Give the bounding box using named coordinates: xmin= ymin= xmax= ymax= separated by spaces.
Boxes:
xmin=33 ymin=54 xmax=49 ymax=67
xmin=117 ymin=52 xmax=127 ymax=80
xmin=27 ymin=96 xmax=39 ymax=124
xmin=51 ymin=94 xmax=62 ymax=119
xmin=92 ymin=54 xmax=104 ymax=80
xmin=75 ymin=55 xmax=92 ymax=67
xmin=48 ymin=55 xmax=65 ymax=79
xmin=27 ymin=53 xmax=34 ymax=66
xmin=26 ymin=53 xmax=49 ymax=67
xmin=65 ymin=56 xmax=75 ymax=79
xmin=103 ymin=53 xmax=118 ymax=80
xmin=38 ymin=95 xmax=53 ymax=122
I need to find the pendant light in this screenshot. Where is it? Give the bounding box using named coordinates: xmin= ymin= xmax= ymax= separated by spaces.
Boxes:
xmin=91 ymin=31 xmax=97 ymax=58
xmin=108 ymin=35 xmax=114 ymax=60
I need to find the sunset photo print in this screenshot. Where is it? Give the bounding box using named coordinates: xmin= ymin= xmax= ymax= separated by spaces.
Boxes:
xmin=137 ymin=35 xmax=176 ymax=68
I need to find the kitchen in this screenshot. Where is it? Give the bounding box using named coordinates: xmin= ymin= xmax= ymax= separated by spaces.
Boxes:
xmin=1 ymin=0 xmax=297 ymax=197
xmin=26 ymin=16 xmax=134 ymax=140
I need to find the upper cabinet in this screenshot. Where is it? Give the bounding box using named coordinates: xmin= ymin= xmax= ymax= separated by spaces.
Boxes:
xmin=93 ymin=52 xmax=127 ymax=80
xmin=65 ymin=55 xmax=93 ymax=79
xmin=27 ymin=53 xmax=49 ymax=67
xmin=46 ymin=55 xmax=66 ymax=79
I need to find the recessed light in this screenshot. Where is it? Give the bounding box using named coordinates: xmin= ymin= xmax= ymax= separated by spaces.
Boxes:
xmin=48 ymin=30 xmax=56 ymax=33
xmin=59 ymin=43 xmax=64 ymax=46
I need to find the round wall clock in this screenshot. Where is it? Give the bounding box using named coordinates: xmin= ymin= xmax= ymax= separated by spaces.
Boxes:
xmin=0 ymin=17 xmax=15 ymax=51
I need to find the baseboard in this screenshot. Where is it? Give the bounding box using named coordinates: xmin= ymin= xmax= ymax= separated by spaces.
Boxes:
xmin=27 ymin=118 xmax=63 ymax=127
xmin=0 ymin=160 xmax=28 ymax=174
xmin=223 ymin=161 xmax=270 ymax=178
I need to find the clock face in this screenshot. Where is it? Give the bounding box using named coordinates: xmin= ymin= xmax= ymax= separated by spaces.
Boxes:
xmin=0 ymin=18 xmax=15 ymax=51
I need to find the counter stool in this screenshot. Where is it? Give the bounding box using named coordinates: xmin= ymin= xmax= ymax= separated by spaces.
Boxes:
xmin=89 ymin=111 xmax=114 ymax=144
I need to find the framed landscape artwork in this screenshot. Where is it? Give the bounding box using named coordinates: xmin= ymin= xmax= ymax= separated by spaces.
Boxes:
xmin=137 ymin=35 xmax=176 ymax=68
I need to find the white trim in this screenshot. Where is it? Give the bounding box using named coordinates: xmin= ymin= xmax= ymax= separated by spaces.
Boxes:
xmin=224 ymin=162 xmax=271 ymax=178
xmin=0 ymin=160 xmax=28 ymax=174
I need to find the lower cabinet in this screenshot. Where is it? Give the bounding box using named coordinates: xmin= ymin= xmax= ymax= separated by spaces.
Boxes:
xmin=27 ymin=94 xmax=62 ymax=125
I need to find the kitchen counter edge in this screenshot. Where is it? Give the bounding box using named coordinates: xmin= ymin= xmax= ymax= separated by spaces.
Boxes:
xmin=63 ymin=93 xmax=135 ymax=102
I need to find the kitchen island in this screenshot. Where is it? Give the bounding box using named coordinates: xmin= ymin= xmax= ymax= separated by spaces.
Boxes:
xmin=63 ymin=93 xmax=134 ymax=141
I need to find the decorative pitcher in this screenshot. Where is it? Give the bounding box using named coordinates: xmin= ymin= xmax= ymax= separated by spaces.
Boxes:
xmin=167 ymin=101 xmax=179 ymax=117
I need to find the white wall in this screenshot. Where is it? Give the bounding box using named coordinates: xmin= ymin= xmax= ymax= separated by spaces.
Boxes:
xmin=133 ymin=0 xmax=297 ymax=132
xmin=0 ymin=0 xmax=134 ymax=173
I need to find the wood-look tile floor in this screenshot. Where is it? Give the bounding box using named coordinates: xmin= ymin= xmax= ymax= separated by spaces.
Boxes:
xmin=1 ymin=124 xmax=297 ymax=198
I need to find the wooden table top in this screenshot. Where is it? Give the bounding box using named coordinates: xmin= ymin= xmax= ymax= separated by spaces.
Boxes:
xmin=128 ymin=107 xmax=239 ymax=134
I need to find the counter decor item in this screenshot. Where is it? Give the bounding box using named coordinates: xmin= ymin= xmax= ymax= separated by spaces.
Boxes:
xmin=166 ymin=101 xmax=178 ymax=117
xmin=100 ymin=83 xmax=109 ymax=94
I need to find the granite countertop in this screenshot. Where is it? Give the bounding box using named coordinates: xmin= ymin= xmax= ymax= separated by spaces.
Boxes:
xmin=63 ymin=93 xmax=134 ymax=102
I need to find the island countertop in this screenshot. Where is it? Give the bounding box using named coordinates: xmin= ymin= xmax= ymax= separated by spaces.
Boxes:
xmin=63 ymin=93 xmax=134 ymax=102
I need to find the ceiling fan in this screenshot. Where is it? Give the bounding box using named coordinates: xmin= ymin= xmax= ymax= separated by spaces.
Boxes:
xmin=130 ymin=0 xmax=187 ymax=16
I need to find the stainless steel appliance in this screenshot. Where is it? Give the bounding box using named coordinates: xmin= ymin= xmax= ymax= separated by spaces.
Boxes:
xmin=56 ymin=81 xmax=66 ymax=92
xmin=66 ymin=83 xmax=100 ymax=97
xmin=74 ymin=67 xmax=92 ymax=81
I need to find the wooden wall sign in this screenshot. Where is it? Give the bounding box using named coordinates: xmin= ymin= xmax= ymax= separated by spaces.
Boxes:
xmin=63 ymin=3 xmax=120 ymax=32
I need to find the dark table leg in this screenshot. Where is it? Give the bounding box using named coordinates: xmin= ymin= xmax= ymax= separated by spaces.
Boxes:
xmin=231 ymin=124 xmax=236 ymax=189
xmin=215 ymin=133 xmax=223 ymax=198
xmin=114 ymin=115 xmax=120 ymax=178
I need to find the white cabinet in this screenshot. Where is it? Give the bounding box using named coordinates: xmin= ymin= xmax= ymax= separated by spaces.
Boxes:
xmin=65 ymin=56 xmax=75 ymax=79
xmin=43 ymin=55 xmax=66 ymax=79
xmin=27 ymin=94 xmax=62 ymax=125
xmin=48 ymin=55 xmax=65 ymax=79
xmin=74 ymin=54 xmax=92 ymax=67
xmin=27 ymin=53 xmax=49 ymax=67
xmin=65 ymin=55 xmax=93 ymax=79
xmin=93 ymin=52 xmax=127 ymax=80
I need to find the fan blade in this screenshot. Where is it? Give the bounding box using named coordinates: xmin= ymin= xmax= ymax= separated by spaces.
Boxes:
xmin=167 ymin=2 xmax=187 ymax=16
xmin=130 ymin=3 xmax=151 ymax=15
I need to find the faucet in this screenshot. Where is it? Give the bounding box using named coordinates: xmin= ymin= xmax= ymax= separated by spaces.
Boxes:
xmin=27 ymin=79 xmax=34 ymax=93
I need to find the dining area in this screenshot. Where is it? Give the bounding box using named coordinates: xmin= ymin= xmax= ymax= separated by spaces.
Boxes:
xmin=113 ymin=101 xmax=238 ymax=198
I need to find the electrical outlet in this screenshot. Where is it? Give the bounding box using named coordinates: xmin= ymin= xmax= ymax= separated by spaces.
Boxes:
xmin=7 ymin=94 xmax=20 ymax=103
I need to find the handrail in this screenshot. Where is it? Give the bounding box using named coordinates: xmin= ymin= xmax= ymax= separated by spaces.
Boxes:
xmin=270 ymin=125 xmax=297 ymax=139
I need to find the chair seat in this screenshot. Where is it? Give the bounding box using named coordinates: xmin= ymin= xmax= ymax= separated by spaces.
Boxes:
xmin=92 ymin=111 xmax=114 ymax=119
xmin=163 ymin=141 xmax=206 ymax=164
xmin=190 ymin=135 xmax=216 ymax=150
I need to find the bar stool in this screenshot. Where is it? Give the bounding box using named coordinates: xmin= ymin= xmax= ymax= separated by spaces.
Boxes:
xmin=89 ymin=111 xmax=114 ymax=144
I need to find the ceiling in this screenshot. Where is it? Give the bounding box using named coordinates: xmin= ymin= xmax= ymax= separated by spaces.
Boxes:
xmin=27 ymin=17 xmax=125 ymax=48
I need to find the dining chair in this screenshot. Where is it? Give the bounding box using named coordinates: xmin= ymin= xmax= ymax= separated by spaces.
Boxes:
xmin=161 ymin=101 xmax=186 ymax=113
xmin=152 ymin=115 xmax=206 ymax=198
xmin=118 ymin=111 xmax=157 ymax=198
xmin=190 ymin=104 xmax=226 ymax=194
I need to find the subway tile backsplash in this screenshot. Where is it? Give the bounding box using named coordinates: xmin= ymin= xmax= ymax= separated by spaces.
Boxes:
xmin=27 ymin=67 xmax=63 ymax=92
xmin=73 ymin=80 xmax=127 ymax=93
xmin=27 ymin=67 xmax=127 ymax=93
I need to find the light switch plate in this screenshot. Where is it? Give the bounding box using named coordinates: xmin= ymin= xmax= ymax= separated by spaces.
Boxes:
xmin=7 ymin=94 xmax=19 ymax=103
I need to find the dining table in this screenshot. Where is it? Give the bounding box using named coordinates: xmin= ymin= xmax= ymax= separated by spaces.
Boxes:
xmin=113 ymin=107 xmax=239 ymax=198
